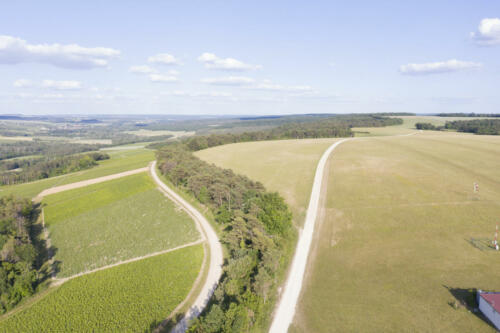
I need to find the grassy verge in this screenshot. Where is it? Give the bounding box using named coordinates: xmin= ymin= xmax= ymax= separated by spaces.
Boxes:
xmin=0 ymin=245 xmax=204 ymax=332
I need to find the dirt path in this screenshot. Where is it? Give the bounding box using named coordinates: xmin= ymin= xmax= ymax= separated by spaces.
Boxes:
xmin=34 ymin=167 xmax=148 ymax=201
xmin=150 ymin=161 xmax=223 ymax=333
xmin=52 ymin=240 xmax=204 ymax=286
xmin=269 ymin=139 xmax=350 ymax=333
xmin=270 ymin=132 xmax=421 ymax=332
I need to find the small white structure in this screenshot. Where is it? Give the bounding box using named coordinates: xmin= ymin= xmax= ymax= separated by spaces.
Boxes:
xmin=477 ymin=290 xmax=500 ymax=330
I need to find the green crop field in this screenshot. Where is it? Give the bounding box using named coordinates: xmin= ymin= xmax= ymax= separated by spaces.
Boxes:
xmin=0 ymin=148 xmax=154 ymax=199
xmin=293 ymin=133 xmax=500 ymax=332
xmin=195 ymin=138 xmax=338 ymax=226
xmin=44 ymin=172 xmax=200 ymax=277
xmin=0 ymin=244 xmax=203 ymax=332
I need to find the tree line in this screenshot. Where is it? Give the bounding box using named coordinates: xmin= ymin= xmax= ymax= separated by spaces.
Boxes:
xmin=0 ymin=141 xmax=102 ymax=161
xmin=157 ymin=144 xmax=294 ymax=332
xmin=416 ymin=119 xmax=500 ymax=135
xmin=437 ymin=113 xmax=500 ymax=118
xmin=182 ymin=115 xmax=403 ymax=151
xmin=0 ymin=196 xmax=44 ymax=314
xmin=0 ymin=152 xmax=109 ymax=186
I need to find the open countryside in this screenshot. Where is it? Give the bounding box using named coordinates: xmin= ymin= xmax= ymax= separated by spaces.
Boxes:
xmin=2 ymin=2 xmax=500 ymax=332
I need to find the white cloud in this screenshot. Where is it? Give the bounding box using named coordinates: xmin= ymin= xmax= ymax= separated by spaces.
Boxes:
xmin=197 ymin=52 xmax=262 ymax=71
xmin=129 ymin=65 xmax=156 ymax=74
xmin=149 ymin=74 xmax=178 ymax=83
xmin=201 ymin=76 xmax=255 ymax=85
xmin=148 ymin=53 xmax=180 ymax=65
xmin=471 ymin=18 xmax=500 ymax=46
xmin=399 ymin=59 xmax=482 ymax=75
xmin=13 ymin=79 xmax=33 ymax=88
xmin=42 ymin=80 xmax=82 ymax=90
xmin=0 ymin=35 xmax=120 ymax=69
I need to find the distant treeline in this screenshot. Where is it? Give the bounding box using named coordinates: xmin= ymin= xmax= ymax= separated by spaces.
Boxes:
xmin=183 ymin=115 xmax=402 ymax=151
xmin=157 ymin=145 xmax=294 ymax=331
xmin=0 ymin=141 xmax=101 ymax=161
xmin=416 ymin=119 xmax=500 ymax=135
xmin=44 ymin=128 xmax=172 ymax=146
xmin=0 ymin=152 xmax=109 ymax=186
xmin=0 ymin=197 xmax=44 ymax=313
xmin=437 ymin=113 xmax=500 ymax=118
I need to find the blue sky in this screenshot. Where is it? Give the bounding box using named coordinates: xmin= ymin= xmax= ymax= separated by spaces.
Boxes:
xmin=1 ymin=0 xmax=499 ymax=115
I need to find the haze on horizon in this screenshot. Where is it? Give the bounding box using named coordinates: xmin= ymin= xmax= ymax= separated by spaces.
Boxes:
xmin=1 ymin=1 xmax=499 ymax=116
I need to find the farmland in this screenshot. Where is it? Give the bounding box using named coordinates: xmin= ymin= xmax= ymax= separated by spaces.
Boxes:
xmin=292 ymin=133 xmax=500 ymax=332
xmin=196 ymin=126 xmax=500 ymax=332
xmin=0 ymin=148 xmax=154 ymax=199
xmin=43 ymin=172 xmax=200 ymax=277
xmin=195 ymin=138 xmax=338 ymax=226
xmin=0 ymin=244 xmax=203 ymax=332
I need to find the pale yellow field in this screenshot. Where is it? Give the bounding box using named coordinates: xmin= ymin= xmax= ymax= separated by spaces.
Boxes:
xmin=196 ymin=127 xmax=500 ymax=332
xmin=195 ymin=138 xmax=339 ymax=226
xmin=125 ymin=129 xmax=195 ymax=138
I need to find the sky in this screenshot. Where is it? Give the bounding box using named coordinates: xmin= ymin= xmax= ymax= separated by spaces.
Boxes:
xmin=0 ymin=0 xmax=499 ymax=115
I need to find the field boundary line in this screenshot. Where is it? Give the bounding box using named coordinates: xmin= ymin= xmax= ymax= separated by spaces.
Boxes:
xmin=269 ymin=138 xmax=351 ymax=333
xmin=150 ymin=161 xmax=223 ymax=333
xmin=52 ymin=239 xmax=204 ymax=286
xmin=34 ymin=167 xmax=149 ymax=200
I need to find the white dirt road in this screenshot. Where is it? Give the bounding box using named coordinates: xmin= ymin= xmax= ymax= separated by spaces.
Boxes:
xmin=150 ymin=161 xmax=223 ymax=333
xmin=269 ymin=139 xmax=350 ymax=333
xmin=35 ymin=166 xmax=149 ymax=200
xmin=52 ymin=240 xmax=204 ymax=286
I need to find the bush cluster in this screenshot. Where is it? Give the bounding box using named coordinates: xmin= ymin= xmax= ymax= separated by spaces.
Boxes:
xmin=0 ymin=196 xmax=40 ymax=313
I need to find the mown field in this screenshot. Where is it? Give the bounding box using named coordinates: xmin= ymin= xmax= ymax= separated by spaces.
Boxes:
xmin=0 ymin=244 xmax=204 ymax=332
xmin=0 ymin=148 xmax=154 ymax=199
xmin=44 ymin=172 xmax=200 ymax=277
xmin=293 ymin=133 xmax=500 ymax=332
xmin=353 ymin=115 xmax=487 ymax=136
xmin=195 ymin=138 xmax=338 ymax=226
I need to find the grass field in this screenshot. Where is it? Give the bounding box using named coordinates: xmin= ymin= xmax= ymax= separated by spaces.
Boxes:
xmin=0 ymin=148 xmax=154 ymax=199
xmin=44 ymin=172 xmax=200 ymax=277
xmin=293 ymin=133 xmax=500 ymax=332
xmin=0 ymin=244 xmax=203 ymax=332
xmin=195 ymin=138 xmax=338 ymax=226
xmin=125 ymin=129 xmax=195 ymax=137
xmin=353 ymin=116 xmax=484 ymax=136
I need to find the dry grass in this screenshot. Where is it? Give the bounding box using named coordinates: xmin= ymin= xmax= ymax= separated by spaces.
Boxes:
xmin=294 ymin=133 xmax=500 ymax=332
xmin=195 ymin=138 xmax=339 ymax=226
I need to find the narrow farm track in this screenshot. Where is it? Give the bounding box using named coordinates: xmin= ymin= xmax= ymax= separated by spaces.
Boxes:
xmin=270 ymin=132 xmax=420 ymax=332
xmin=269 ymin=139 xmax=350 ymax=333
xmin=51 ymin=240 xmax=204 ymax=286
xmin=150 ymin=161 xmax=224 ymax=333
xmin=34 ymin=166 xmax=149 ymax=200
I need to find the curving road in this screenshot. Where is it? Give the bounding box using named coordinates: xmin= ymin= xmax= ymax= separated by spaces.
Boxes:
xmin=150 ymin=161 xmax=223 ymax=333
xmin=269 ymin=139 xmax=350 ymax=333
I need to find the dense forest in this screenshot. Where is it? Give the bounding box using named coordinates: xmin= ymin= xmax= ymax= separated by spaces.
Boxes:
xmin=416 ymin=120 xmax=500 ymax=135
xmin=157 ymin=145 xmax=294 ymax=332
xmin=444 ymin=119 xmax=500 ymax=135
xmin=437 ymin=113 xmax=500 ymax=118
xmin=0 ymin=197 xmax=42 ymax=313
xmin=415 ymin=123 xmax=440 ymax=130
xmin=183 ymin=115 xmax=402 ymax=151
xmin=0 ymin=141 xmax=101 ymax=161
xmin=0 ymin=152 xmax=109 ymax=186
